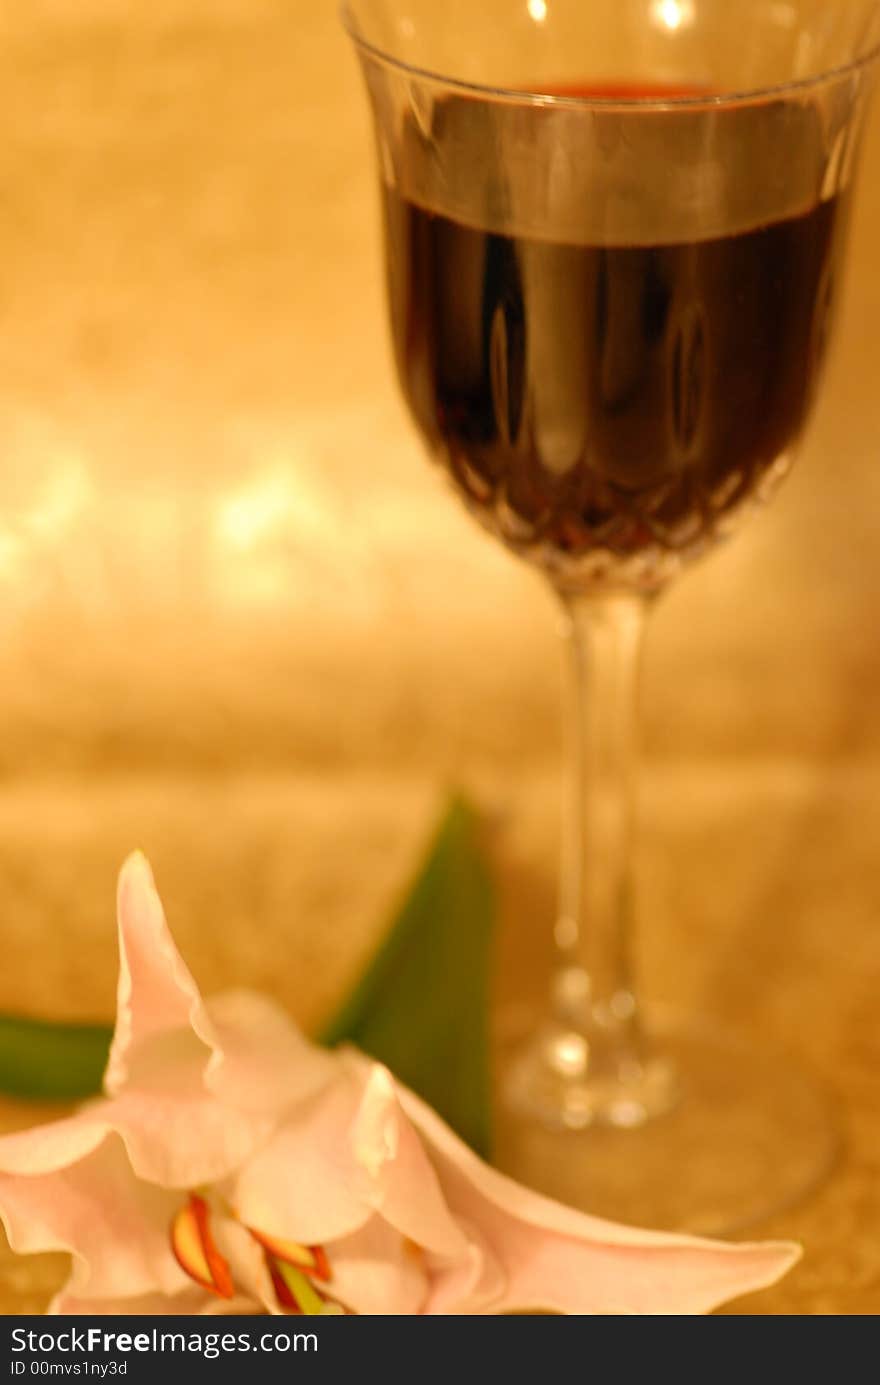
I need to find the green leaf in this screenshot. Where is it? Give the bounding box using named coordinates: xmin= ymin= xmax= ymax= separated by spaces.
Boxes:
xmin=0 ymin=796 xmax=495 ymax=1156
xmin=0 ymin=1015 xmax=112 ymax=1101
xmin=320 ymin=796 xmax=494 ymax=1157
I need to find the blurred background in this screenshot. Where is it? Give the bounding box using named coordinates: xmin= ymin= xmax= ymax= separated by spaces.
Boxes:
xmin=0 ymin=0 xmax=879 ymax=1312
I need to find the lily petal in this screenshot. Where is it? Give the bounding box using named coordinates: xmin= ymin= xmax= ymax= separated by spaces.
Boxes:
xmin=106 ymin=853 xmax=217 ymax=1098
xmin=0 ymin=1113 xmax=108 ymax=1178
xmin=423 ymin=1218 xmax=507 ymax=1315
xmin=100 ymin=858 xmax=337 ymax=1190
xmin=400 ymin=1084 xmax=801 ymax=1315
xmin=0 ymin=1133 xmax=186 ymax=1303
xmin=211 ymin=1217 xmax=275 ymax=1314
xmin=51 ymin=1289 xmax=213 ymax=1316
xmin=104 ymin=1077 xmax=276 ymax=1191
xmin=233 ymin=1072 xmax=383 ymax=1249
xmin=325 ymin=1217 xmax=428 ymax=1316
xmin=350 ymin=1064 xmax=468 ymax=1259
xmin=205 ymin=990 xmax=338 ymax=1117
xmin=234 ymin=1063 xmax=466 ymax=1260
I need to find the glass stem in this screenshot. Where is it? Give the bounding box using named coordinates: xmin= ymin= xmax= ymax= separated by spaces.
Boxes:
xmin=552 ymin=591 xmax=648 ymax=1069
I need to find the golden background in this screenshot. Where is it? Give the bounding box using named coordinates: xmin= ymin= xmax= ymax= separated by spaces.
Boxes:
xmin=0 ymin=1 xmax=878 ymax=1314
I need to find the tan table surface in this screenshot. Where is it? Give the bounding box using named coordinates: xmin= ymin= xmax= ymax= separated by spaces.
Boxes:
xmin=0 ymin=2 xmax=878 ymax=1315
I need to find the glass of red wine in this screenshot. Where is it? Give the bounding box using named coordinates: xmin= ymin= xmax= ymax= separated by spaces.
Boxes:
xmin=342 ymin=0 xmax=880 ymax=1232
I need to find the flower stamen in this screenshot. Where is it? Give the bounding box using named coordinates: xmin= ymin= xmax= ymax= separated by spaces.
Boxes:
xmin=246 ymin=1227 xmax=330 ymax=1283
xmin=170 ymin=1194 xmax=235 ymax=1300
xmin=267 ymin=1258 xmax=329 ymax=1315
xmin=242 ymin=1225 xmax=342 ymax=1313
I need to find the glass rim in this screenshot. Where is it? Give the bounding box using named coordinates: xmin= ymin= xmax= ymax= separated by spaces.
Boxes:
xmin=340 ymin=1 xmax=880 ymax=110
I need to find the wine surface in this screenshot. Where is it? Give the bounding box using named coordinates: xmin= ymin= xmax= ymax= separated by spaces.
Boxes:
xmin=383 ymin=184 xmax=846 ymax=588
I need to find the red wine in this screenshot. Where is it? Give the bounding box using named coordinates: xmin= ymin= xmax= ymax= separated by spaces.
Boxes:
xmin=526 ymin=82 xmax=711 ymax=100
xmin=383 ymin=184 xmax=846 ymax=587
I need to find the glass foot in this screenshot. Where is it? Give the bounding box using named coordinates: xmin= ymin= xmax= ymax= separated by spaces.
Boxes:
xmin=494 ymin=1012 xmax=839 ymax=1236
xmin=504 ymin=1011 xmax=681 ymax=1132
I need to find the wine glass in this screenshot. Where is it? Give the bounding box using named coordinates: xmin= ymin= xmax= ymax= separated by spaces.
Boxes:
xmin=342 ymin=0 xmax=880 ymax=1232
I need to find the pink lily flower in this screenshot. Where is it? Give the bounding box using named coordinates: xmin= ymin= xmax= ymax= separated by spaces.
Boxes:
xmin=0 ymin=854 xmax=799 ymax=1315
